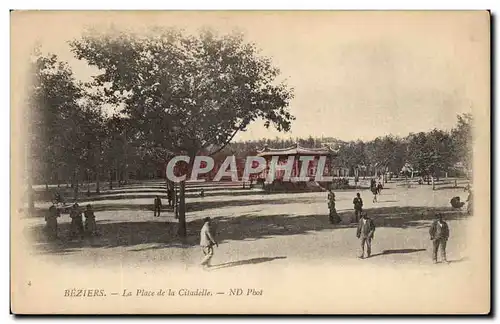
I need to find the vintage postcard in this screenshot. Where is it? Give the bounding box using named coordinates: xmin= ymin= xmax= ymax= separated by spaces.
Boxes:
xmin=10 ymin=10 xmax=490 ymax=314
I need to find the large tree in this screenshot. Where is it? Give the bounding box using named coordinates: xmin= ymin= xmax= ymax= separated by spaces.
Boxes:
xmin=27 ymin=49 xmax=89 ymax=207
xmin=406 ymin=129 xmax=453 ymax=185
xmin=365 ymin=135 xmax=407 ymax=180
xmin=451 ymin=113 xmax=473 ymax=177
xmin=70 ymin=27 xmax=295 ymax=237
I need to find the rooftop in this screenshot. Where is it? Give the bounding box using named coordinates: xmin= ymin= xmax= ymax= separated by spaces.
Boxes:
xmin=257 ymin=143 xmax=337 ymax=157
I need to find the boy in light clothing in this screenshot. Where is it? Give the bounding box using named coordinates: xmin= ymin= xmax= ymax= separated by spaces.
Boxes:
xmin=200 ymin=217 xmax=218 ymax=268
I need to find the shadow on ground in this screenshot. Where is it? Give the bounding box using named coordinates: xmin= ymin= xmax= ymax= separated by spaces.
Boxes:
xmin=370 ymin=248 xmax=427 ymax=257
xmin=28 ymin=205 xmax=468 ymax=255
xmin=210 ymin=256 xmax=287 ymax=270
xmin=26 ymin=195 xmax=324 ymax=218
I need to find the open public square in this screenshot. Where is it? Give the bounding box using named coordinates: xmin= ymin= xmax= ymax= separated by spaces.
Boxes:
xmin=24 ymin=178 xmax=471 ymax=271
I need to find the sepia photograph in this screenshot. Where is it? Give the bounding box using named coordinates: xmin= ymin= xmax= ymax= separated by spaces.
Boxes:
xmin=10 ymin=10 xmax=491 ymax=314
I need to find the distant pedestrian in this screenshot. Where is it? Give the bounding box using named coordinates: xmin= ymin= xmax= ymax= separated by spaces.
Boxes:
xmin=174 ymin=191 xmax=179 ymax=219
xmin=45 ymin=204 xmax=60 ymax=240
xmin=199 ymin=189 xmax=205 ymax=198
xmin=371 ymin=186 xmax=378 ymax=203
xmin=429 ymin=213 xmax=450 ymax=264
xmin=327 ymin=190 xmax=341 ymax=224
xmin=353 ymin=193 xmax=363 ymax=222
xmin=466 ymin=189 xmax=473 ymax=215
xmin=69 ymin=203 xmax=84 ymax=239
xmin=200 ymin=217 xmax=218 ymax=269
xmin=356 ymin=212 xmax=376 ymax=259
xmin=167 ymin=189 xmax=174 ymax=207
xmin=377 ymin=181 xmax=383 ymax=194
xmin=84 ymin=204 xmax=97 ymax=236
xmin=153 ymin=195 xmax=162 ymax=217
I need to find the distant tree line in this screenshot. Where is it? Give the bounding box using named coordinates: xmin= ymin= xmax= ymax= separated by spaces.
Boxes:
xmin=221 ymin=113 xmax=472 ymax=180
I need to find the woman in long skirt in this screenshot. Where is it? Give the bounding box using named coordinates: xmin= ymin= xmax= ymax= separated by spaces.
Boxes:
xmin=84 ymin=204 xmax=97 ymax=236
xmin=45 ymin=205 xmax=60 ymax=240
xmin=328 ymin=190 xmax=341 ymax=224
xmin=70 ymin=203 xmax=84 ymax=239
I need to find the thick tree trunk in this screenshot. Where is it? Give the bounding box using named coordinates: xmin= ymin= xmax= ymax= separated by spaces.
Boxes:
xmin=177 ymin=180 xmax=187 ymax=238
xmin=177 ymin=152 xmax=196 ymax=238
xmin=73 ymin=170 xmax=79 ymax=202
xmin=109 ymin=169 xmax=113 ymax=190
xmin=96 ymin=169 xmax=100 ymax=194
xmin=87 ymin=171 xmax=91 ymax=196
xmin=123 ymin=132 xmax=129 ymax=185
xmin=27 ymin=180 xmax=34 ymax=214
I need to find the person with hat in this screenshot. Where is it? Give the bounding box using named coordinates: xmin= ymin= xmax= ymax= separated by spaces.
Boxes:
xmin=153 ymin=195 xmax=162 ymax=217
xmin=356 ymin=212 xmax=376 ymax=259
xmin=429 ymin=213 xmax=450 ymax=264
xmin=353 ymin=192 xmax=363 ymax=222
xmin=200 ymin=217 xmax=218 ymax=268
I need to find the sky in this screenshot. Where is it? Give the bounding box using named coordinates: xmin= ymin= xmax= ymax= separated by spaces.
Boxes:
xmin=12 ymin=11 xmax=490 ymax=142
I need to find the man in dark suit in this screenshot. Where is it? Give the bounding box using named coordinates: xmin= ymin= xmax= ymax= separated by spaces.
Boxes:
xmin=153 ymin=196 xmax=162 ymax=217
xmin=353 ymin=192 xmax=363 ymax=222
xmin=429 ymin=213 xmax=450 ymax=264
xmin=356 ymin=212 xmax=376 ymax=259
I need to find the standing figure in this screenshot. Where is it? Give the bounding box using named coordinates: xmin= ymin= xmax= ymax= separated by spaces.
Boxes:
xmin=45 ymin=205 xmax=60 ymax=240
xmin=153 ymin=195 xmax=162 ymax=217
xmin=352 ymin=193 xmax=363 ymax=222
xmin=199 ymin=189 xmax=205 ymax=198
xmin=167 ymin=189 xmax=174 ymax=207
xmin=84 ymin=204 xmax=97 ymax=236
xmin=466 ymin=189 xmax=473 ymax=215
xmin=429 ymin=213 xmax=450 ymax=264
xmin=69 ymin=203 xmax=84 ymax=239
xmin=377 ymin=181 xmax=383 ymax=194
xmin=327 ymin=190 xmax=341 ymax=224
xmin=174 ymin=190 xmax=179 ymax=219
xmin=200 ymin=217 xmax=218 ymax=269
xmin=356 ymin=213 xmax=376 ymax=259
xmin=371 ymin=185 xmax=378 ymax=203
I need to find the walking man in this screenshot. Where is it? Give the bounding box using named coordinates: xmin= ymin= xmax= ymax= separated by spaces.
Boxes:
xmin=356 ymin=212 xmax=376 ymax=259
xmin=429 ymin=213 xmax=450 ymax=264
xmin=371 ymin=185 xmax=378 ymax=203
xmin=167 ymin=189 xmax=173 ymax=207
xmin=377 ymin=181 xmax=383 ymax=194
xmin=153 ymin=195 xmax=162 ymax=217
xmin=200 ymin=217 xmax=218 ymax=269
xmin=353 ymin=192 xmax=363 ymax=222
